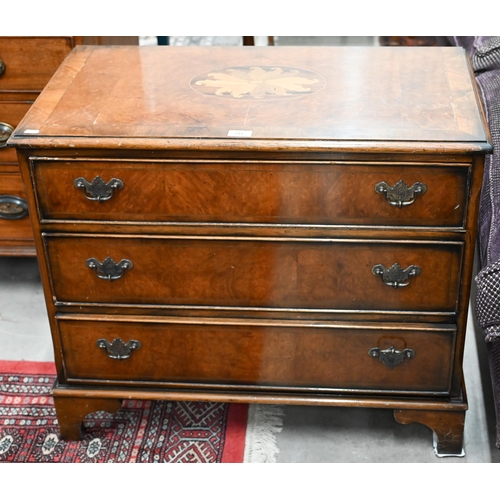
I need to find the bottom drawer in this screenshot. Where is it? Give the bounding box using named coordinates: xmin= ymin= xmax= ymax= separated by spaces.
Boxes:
xmin=58 ymin=316 xmax=456 ymax=395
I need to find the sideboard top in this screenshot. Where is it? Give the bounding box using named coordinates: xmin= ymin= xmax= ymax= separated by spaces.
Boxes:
xmin=9 ymin=45 xmax=491 ymax=153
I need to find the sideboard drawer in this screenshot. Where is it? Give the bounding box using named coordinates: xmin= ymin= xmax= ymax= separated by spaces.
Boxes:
xmin=0 ymin=211 xmax=33 ymax=242
xmin=58 ymin=317 xmax=455 ymax=395
xmin=32 ymin=159 xmax=469 ymax=228
xmin=0 ymin=37 xmax=73 ymax=92
xmin=0 ymin=173 xmax=32 ymax=240
xmin=0 ymin=102 xmax=32 ymax=163
xmin=45 ymin=235 xmax=463 ymax=313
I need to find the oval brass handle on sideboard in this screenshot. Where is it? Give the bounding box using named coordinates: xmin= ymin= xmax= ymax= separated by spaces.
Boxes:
xmin=375 ymin=180 xmax=427 ymax=208
xmin=372 ymin=263 xmax=421 ymax=288
xmin=0 ymin=195 xmax=29 ymax=220
xmin=74 ymin=175 xmax=124 ymax=202
xmin=0 ymin=59 xmax=5 ymax=77
xmin=86 ymin=256 xmax=133 ymax=281
xmin=0 ymin=122 xmax=15 ymax=148
xmin=368 ymin=346 xmax=415 ymax=369
xmin=96 ymin=338 xmax=142 ymax=360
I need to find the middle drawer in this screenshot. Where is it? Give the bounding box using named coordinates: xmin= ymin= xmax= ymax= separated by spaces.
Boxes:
xmin=44 ymin=235 xmax=463 ymax=313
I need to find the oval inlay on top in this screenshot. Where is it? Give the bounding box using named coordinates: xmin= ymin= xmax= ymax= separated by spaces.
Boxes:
xmin=190 ymin=66 xmax=327 ymax=100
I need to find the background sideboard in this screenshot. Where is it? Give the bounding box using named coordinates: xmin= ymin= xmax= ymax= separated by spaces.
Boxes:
xmin=0 ymin=36 xmax=138 ymax=256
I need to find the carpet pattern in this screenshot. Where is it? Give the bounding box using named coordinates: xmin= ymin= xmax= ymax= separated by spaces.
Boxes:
xmin=0 ymin=363 xmax=247 ymax=463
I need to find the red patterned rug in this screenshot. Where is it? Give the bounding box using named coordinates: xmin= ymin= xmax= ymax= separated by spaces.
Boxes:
xmin=0 ymin=361 xmax=248 ymax=463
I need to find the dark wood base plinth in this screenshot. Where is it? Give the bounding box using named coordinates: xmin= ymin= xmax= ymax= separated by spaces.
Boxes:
xmin=51 ymin=381 xmax=468 ymax=456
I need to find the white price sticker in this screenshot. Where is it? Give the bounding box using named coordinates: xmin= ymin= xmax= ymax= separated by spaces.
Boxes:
xmin=227 ymin=130 xmax=252 ymax=138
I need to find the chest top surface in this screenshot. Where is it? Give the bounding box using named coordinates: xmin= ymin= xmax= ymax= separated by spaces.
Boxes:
xmin=9 ymin=45 xmax=491 ymax=152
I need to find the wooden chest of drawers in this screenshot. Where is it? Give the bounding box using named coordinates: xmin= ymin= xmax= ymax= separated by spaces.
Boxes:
xmin=9 ymin=45 xmax=491 ymax=456
xmin=0 ymin=37 xmax=138 ymax=256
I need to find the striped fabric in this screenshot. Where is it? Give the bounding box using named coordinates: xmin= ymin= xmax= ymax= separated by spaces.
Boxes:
xmin=461 ymin=36 xmax=500 ymax=448
xmin=475 ymin=67 xmax=500 ymax=342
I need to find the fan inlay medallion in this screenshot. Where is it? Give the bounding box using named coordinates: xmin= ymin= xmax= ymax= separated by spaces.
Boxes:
xmin=190 ymin=66 xmax=326 ymax=100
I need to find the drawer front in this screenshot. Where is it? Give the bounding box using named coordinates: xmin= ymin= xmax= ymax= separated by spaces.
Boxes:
xmin=33 ymin=159 xmax=469 ymax=228
xmin=45 ymin=235 xmax=463 ymax=313
xmin=0 ymin=37 xmax=73 ymax=91
xmin=58 ymin=317 xmax=455 ymax=394
xmin=0 ymin=102 xmax=32 ymax=163
xmin=0 ymin=172 xmax=33 ymax=241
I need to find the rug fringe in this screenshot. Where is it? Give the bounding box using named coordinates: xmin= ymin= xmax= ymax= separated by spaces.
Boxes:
xmin=243 ymin=404 xmax=285 ymax=463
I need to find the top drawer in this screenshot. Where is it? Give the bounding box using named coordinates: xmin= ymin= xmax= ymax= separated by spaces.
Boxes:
xmin=32 ymin=158 xmax=470 ymax=228
xmin=0 ymin=37 xmax=73 ymax=92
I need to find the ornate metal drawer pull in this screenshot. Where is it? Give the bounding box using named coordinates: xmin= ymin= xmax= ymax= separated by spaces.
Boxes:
xmin=369 ymin=346 xmax=415 ymax=369
xmin=375 ymin=180 xmax=427 ymax=208
xmin=74 ymin=175 xmax=124 ymax=202
xmin=86 ymin=256 xmax=133 ymax=280
xmin=96 ymin=338 xmax=141 ymax=360
xmin=0 ymin=195 xmax=29 ymax=220
xmin=372 ymin=263 xmax=421 ymax=288
xmin=0 ymin=122 xmax=15 ymax=148
xmin=0 ymin=59 xmax=5 ymax=77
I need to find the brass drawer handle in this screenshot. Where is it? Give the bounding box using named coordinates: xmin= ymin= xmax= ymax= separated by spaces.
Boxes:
xmin=86 ymin=256 xmax=133 ymax=280
xmin=0 ymin=195 xmax=29 ymax=220
xmin=74 ymin=175 xmax=124 ymax=202
xmin=0 ymin=59 xmax=5 ymax=77
xmin=0 ymin=122 xmax=15 ymax=148
xmin=96 ymin=338 xmax=141 ymax=360
xmin=375 ymin=180 xmax=427 ymax=208
xmin=372 ymin=263 xmax=421 ymax=288
xmin=369 ymin=346 xmax=415 ymax=369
